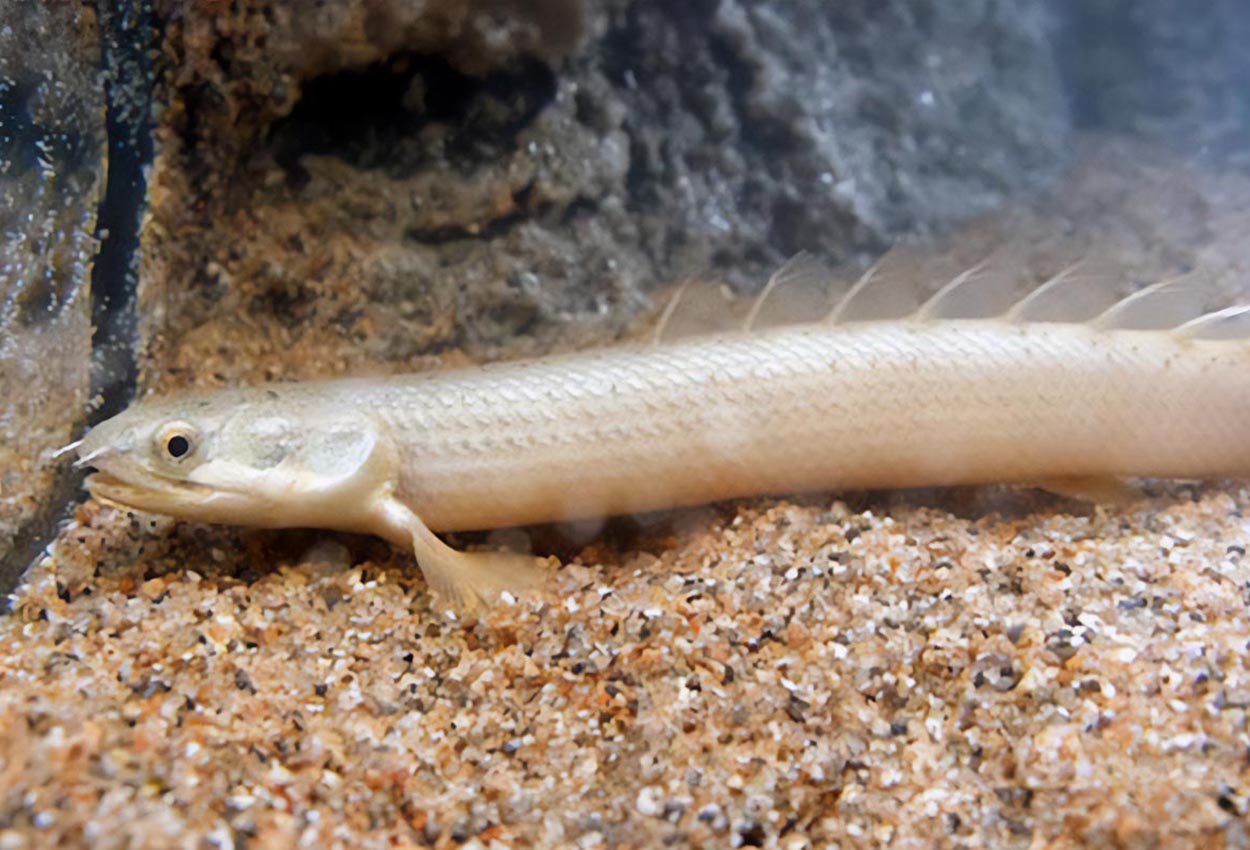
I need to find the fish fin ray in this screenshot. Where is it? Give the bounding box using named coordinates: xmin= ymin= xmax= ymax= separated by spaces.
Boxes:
xmin=827 ymin=244 xmax=932 ymax=323
xmin=1094 ymin=272 xmax=1212 ymax=330
xmin=385 ymin=499 xmax=549 ymax=616
xmin=745 ymin=251 xmax=840 ymax=331
xmin=914 ymin=246 xmax=1026 ymax=321
xmin=653 ymin=276 xmax=738 ymax=343
xmin=1004 ymin=258 xmax=1124 ymax=323
xmin=1173 ymin=305 xmax=1250 ymax=340
xmin=660 ymin=248 xmax=1239 ymax=338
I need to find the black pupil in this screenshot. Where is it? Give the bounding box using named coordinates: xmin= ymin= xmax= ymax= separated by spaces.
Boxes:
xmin=166 ymin=435 xmax=191 ymax=458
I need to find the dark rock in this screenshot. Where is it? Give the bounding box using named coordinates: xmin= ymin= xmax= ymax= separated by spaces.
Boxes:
xmin=139 ymin=0 xmax=1070 ymax=374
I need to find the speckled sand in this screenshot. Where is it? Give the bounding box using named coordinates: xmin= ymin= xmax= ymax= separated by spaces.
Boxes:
xmin=5 ymin=486 xmax=1250 ymax=849
xmin=4 ymin=142 xmax=1250 ymax=849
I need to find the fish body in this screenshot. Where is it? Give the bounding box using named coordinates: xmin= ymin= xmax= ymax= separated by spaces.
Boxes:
xmin=381 ymin=320 xmax=1250 ymax=531
xmin=75 ymin=258 xmax=1250 ymax=612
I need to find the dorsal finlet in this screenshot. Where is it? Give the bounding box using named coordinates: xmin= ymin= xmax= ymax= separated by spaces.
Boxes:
xmin=827 ymin=246 xmax=931 ymax=324
xmin=654 ymin=250 xmax=1247 ymax=342
xmin=912 ymin=252 xmax=1024 ymax=322
xmin=744 ymin=251 xmax=838 ymax=331
xmin=826 ymin=263 xmax=879 ymax=324
xmin=1173 ymin=305 xmax=1250 ymax=341
xmin=1004 ymin=260 xmax=1122 ymax=324
xmin=651 ymin=278 xmax=692 ymax=345
xmin=652 ymin=276 xmax=738 ymax=344
xmin=1093 ymin=273 xmax=1211 ymax=331
xmin=1002 ymin=261 xmax=1081 ymax=322
xmin=913 ymin=263 xmax=989 ymax=321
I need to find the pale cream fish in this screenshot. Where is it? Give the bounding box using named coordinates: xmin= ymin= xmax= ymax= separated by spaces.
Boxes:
xmin=75 ymin=252 xmax=1250 ymax=613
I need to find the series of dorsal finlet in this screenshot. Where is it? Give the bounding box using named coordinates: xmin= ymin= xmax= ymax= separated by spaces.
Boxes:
xmin=653 ymin=248 xmax=1250 ymax=344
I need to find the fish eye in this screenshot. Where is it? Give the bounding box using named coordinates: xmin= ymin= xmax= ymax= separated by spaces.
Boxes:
xmin=156 ymin=422 xmax=198 ymax=462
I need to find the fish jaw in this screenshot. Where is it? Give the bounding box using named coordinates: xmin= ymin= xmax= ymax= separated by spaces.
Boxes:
xmin=85 ymin=470 xmax=265 ymax=524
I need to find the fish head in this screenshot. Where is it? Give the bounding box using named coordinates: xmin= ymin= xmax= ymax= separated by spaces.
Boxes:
xmin=77 ymin=387 xmax=394 ymax=531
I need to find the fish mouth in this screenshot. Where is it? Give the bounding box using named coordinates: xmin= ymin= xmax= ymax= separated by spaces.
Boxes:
xmin=85 ymin=471 xmax=263 ymax=525
xmin=86 ymin=471 xmax=215 ymax=513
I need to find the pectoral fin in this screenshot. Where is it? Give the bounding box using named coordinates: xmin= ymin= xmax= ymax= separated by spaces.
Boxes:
xmin=378 ymin=498 xmax=549 ymax=615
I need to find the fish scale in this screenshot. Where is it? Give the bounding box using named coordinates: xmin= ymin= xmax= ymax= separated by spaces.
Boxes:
xmin=362 ymin=320 xmax=1250 ymax=532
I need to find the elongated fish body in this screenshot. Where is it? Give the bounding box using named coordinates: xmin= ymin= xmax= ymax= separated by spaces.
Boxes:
xmin=72 ymin=255 xmax=1250 ymax=612
xmin=382 ymin=321 xmax=1250 ymax=531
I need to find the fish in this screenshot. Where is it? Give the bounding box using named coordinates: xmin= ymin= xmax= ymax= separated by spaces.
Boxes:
xmin=75 ymin=252 xmax=1250 ymax=614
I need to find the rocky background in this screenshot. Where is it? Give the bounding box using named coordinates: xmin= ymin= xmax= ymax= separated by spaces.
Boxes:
xmin=139 ymin=0 xmax=1068 ymax=381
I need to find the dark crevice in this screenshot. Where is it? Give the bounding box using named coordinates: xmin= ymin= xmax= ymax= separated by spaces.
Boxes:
xmin=89 ymin=0 xmax=154 ymax=427
xmin=270 ymin=53 xmax=557 ymax=181
xmin=619 ymin=133 xmax=651 ymax=211
xmin=0 ymin=78 xmax=39 ymax=177
xmin=601 ymin=2 xmax=723 ymax=210
xmin=404 ymin=207 xmax=529 ymax=245
xmin=705 ymin=30 xmax=806 ymax=157
xmin=558 ymin=195 xmax=599 ymax=226
xmin=248 ymin=279 xmax=317 ymax=330
xmin=600 ymin=0 xmax=806 ymax=245
xmin=175 ymin=80 xmax=230 ymax=190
